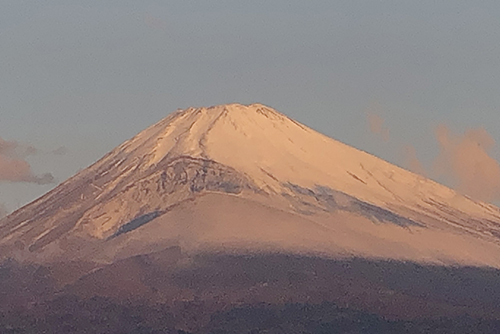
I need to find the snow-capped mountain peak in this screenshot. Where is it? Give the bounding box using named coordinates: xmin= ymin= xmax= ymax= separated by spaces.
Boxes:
xmin=2 ymin=103 xmax=500 ymax=267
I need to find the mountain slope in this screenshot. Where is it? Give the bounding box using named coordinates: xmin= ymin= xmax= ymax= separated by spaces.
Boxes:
xmin=1 ymin=103 xmax=500 ymax=267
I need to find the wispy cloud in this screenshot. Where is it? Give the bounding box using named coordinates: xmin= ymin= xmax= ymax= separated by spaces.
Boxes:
xmin=366 ymin=103 xmax=390 ymax=142
xmin=0 ymin=137 xmax=55 ymax=185
xmin=434 ymin=125 xmax=500 ymax=202
xmin=402 ymin=145 xmax=426 ymax=177
xmin=364 ymin=105 xmax=500 ymax=203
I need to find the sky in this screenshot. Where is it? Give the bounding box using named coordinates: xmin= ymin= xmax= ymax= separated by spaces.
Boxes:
xmin=1 ymin=1 xmax=500 ymax=213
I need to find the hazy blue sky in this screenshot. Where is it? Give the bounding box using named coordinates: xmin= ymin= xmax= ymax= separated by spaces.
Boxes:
xmin=1 ymin=1 xmax=500 ymax=211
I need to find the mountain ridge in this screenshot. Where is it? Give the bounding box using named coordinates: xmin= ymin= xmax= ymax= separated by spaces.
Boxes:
xmin=1 ymin=103 xmax=500 ymax=267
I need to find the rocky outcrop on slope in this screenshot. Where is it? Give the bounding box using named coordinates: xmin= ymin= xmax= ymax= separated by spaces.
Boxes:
xmin=78 ymin=156 xmax=260 ymax=240
xmin=282 ymin=183 xmax=422 ymax=227
xmin=0 ymin=156 xmax=259 ymax=258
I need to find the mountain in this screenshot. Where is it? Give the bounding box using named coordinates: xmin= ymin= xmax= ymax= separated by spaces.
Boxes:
xmin=1 ymin=103 xmax=500 ymax=267
xmin=2 ymin=103 xmax=500 ymax=333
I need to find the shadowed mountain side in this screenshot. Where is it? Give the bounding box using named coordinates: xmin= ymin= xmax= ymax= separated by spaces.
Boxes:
xmin=87 ymin=253 xmax=500 ymax=319
xmin=2 ymin=254 xmax=500 ymax=333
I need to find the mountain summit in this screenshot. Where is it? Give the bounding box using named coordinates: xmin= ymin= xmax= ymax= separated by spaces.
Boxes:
xmin=1 ymin=103 xmax=500 ymax=266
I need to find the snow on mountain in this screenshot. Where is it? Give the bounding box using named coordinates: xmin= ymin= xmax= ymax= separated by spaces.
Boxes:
xmin=1 ymin=103 xmax=500 ymax=267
